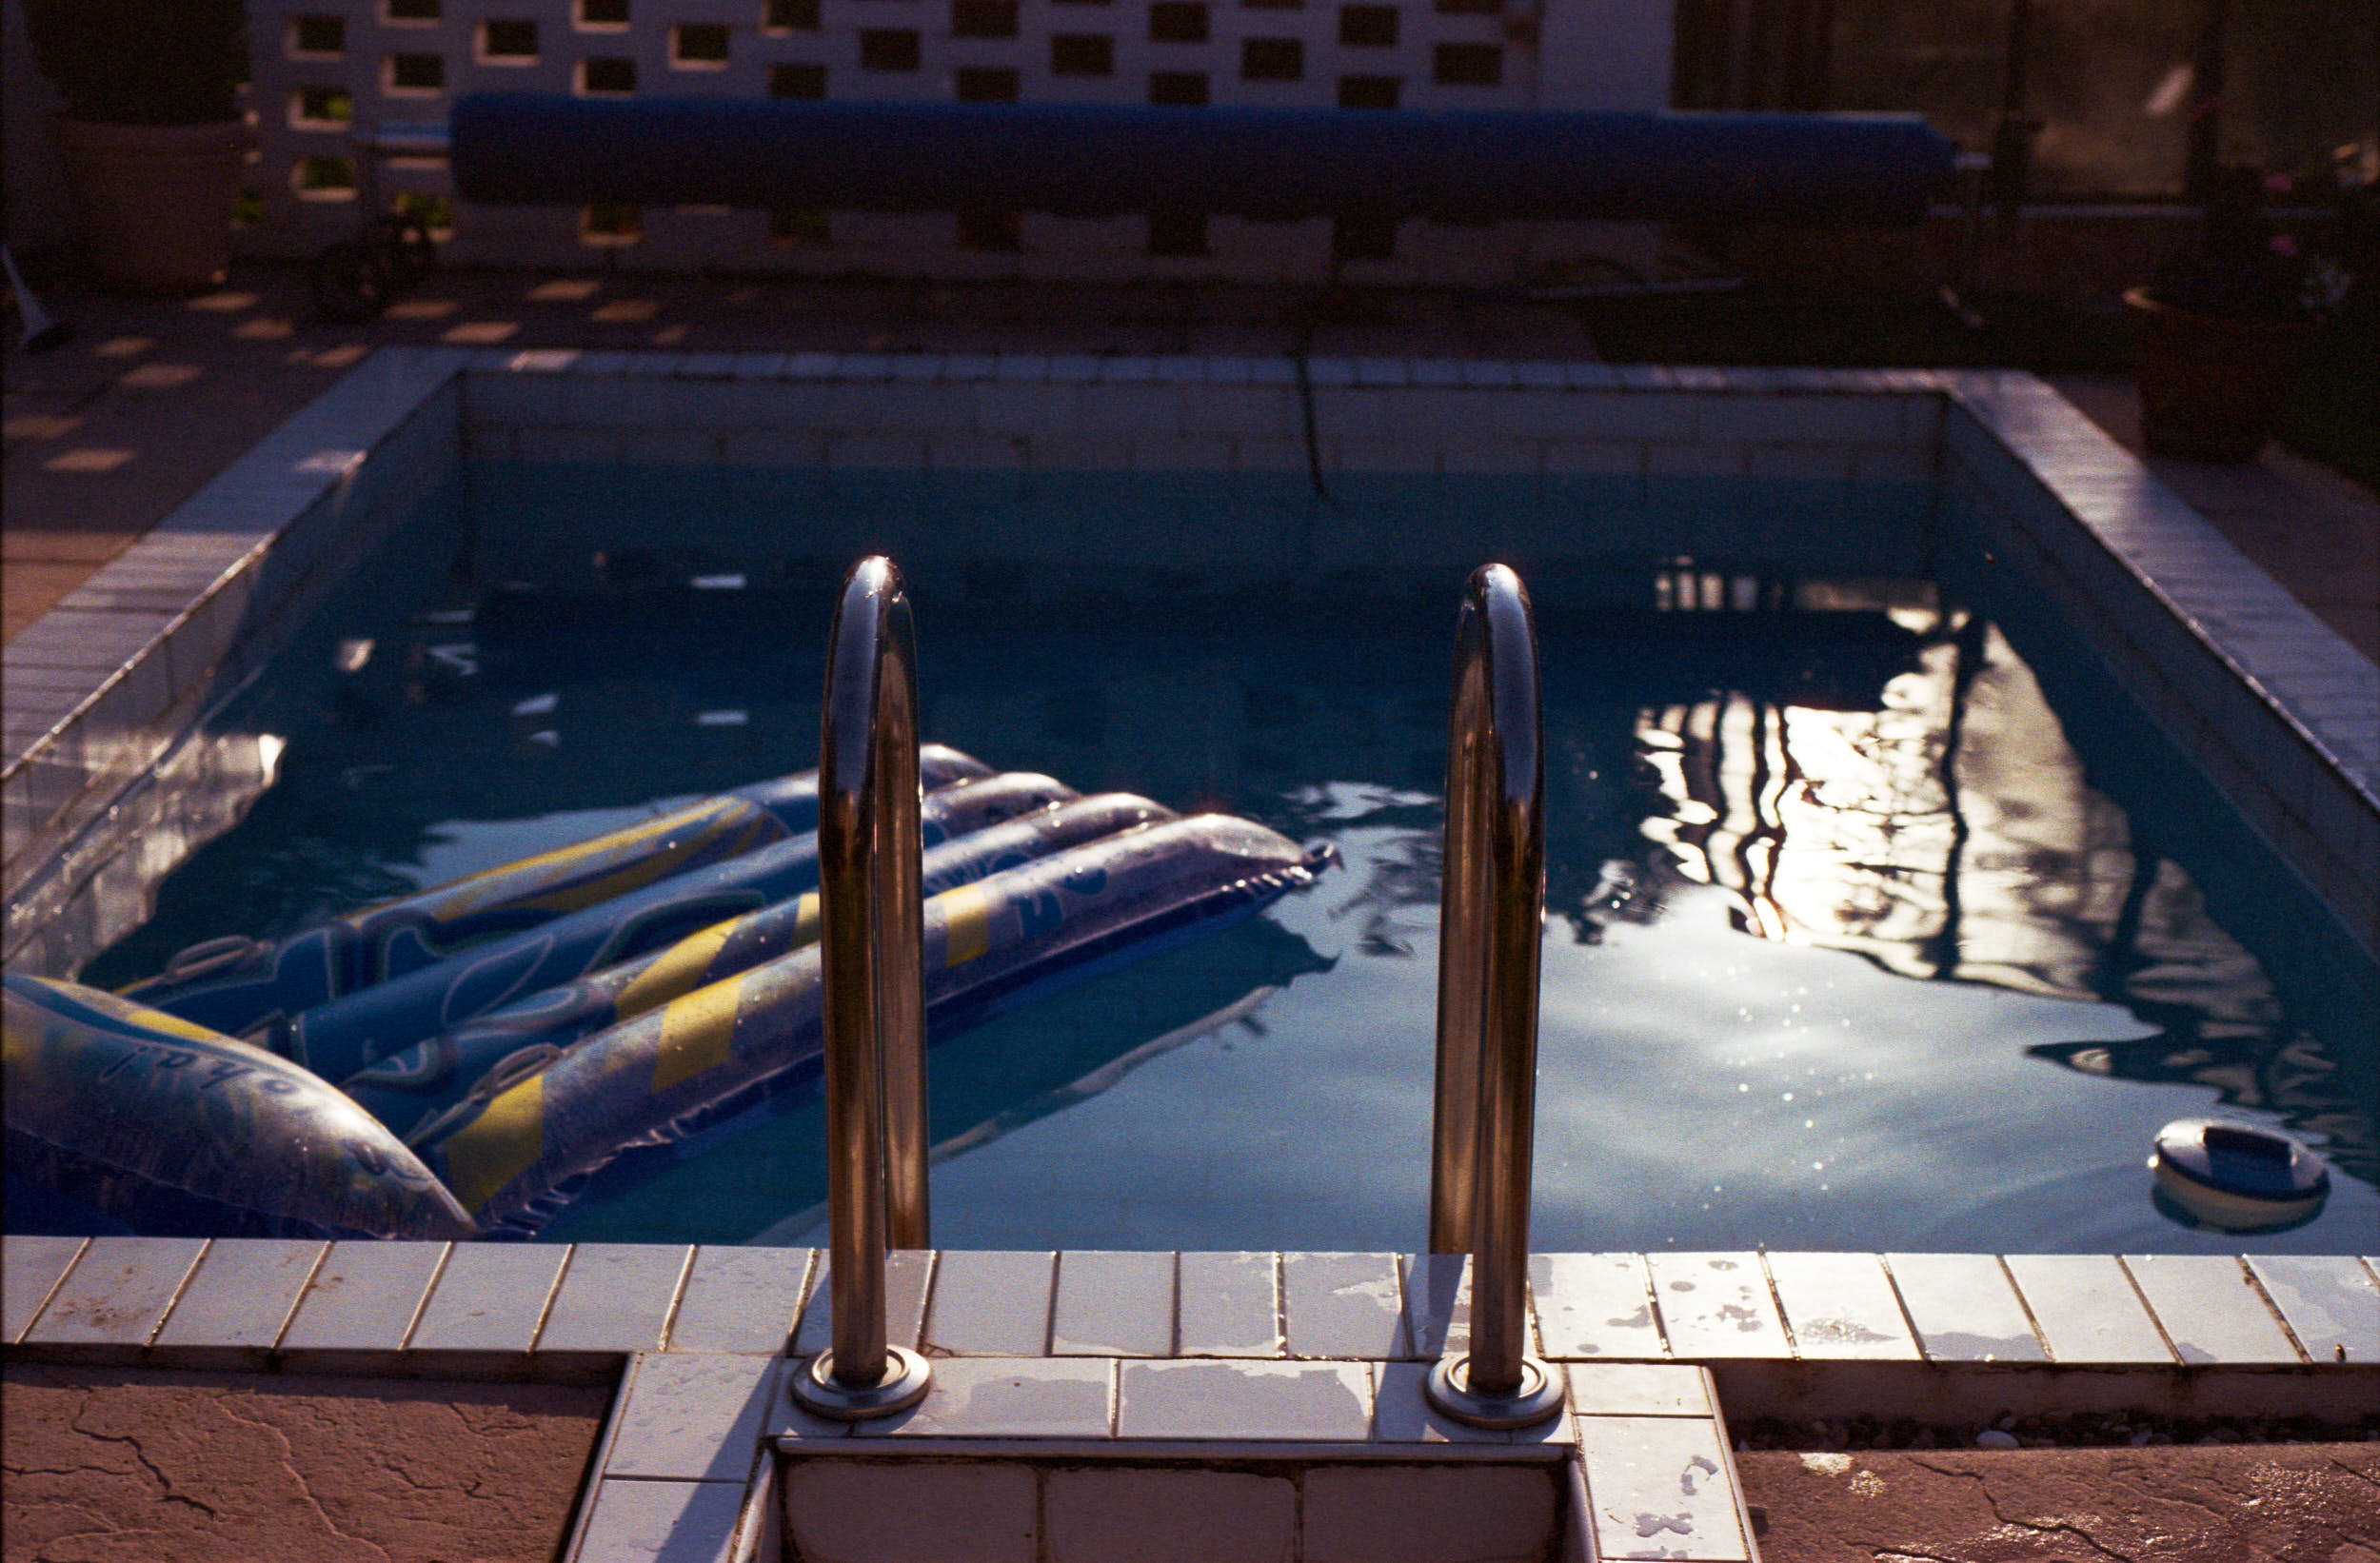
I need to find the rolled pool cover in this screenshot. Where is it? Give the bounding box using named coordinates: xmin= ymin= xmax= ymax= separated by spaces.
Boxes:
xmin=453 ymin=95 xmax=1954 ymax=228
xmin=282 ymin=772 xmax=1077 ymax=1086
xmin=416 ymin=814 xmax=1334 ymax=1234
xmin=117 ymin=745 xmax=993 ymax=1043
xmin=3 ymin=975 xmax=476 ymax=1240
xmin=341 ymin=791 xmax=1174 ymax=1135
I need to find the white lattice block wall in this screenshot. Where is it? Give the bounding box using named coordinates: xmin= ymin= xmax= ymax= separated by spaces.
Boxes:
xmin=242 ymin=0 xmax=1671 ymax=281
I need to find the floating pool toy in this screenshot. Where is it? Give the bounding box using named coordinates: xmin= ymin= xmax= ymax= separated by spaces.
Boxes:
xmin=116 ymin=743 xmax=995 ymax=1038
xmin=339 ymin=791 xmax=1173 ymax=1135
xmin=3 ymin=975 xmax=475 ymax=1240
xmin=278 ymin=772 xmax=1076 ymax=1084
xmin=413 ymin=814 xmax=1332 ymax=1235
xmin=2150 ymin=1118 xmax=2330 ymax=1233
xmin=10 ymin=750 xmax=1333 ymax=1240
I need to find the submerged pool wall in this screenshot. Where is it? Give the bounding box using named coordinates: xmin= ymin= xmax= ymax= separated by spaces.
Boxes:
xmin=5 ymin=351 xmax=2374 ymax=1001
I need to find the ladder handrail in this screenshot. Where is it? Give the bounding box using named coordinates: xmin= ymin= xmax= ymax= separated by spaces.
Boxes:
xmin=794 ymin=555 xmax=933 ymax=1420
xmin=1425 ymin=564 xmax=1563 ymax=1428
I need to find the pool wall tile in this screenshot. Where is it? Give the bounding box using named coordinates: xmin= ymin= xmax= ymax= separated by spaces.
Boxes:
xmin=1177 ymin=1251 xmax=1283 ymax=1357
xmin=1643 ymin=1253 xmax=1792 ymax=1360
xmin=573 ymin=1476 xmax=746 ymax=1563
xmin=1566 ymin=1362 xmax=1715 ymax=1417
xmin=1571 ymin=1414 xmax=1750 ymax=1562
xmin=1304 ymin=1465 xmax=1560 ymax=1563
xmin=2002 ymin=1255 xmax=2172 ymax=1365
xmin=405 ymin=1241 xmax=569 ymax=1368
xmin=924 ymin=1250 xmax=1056 ymax=1357
xmin=668 ymin=1246 xmax=813 ymax=1355
xmin=2122 ymin=1256 xmax=2302 ymax=1366
xmin=537 ymin=1244 xmax=696 ymax=1364
xmin=1052 ymin=1250 xmax=1176 ymax=1357
xmin=149 ymin=1238 xmax=325 ymax=1368
xmin=278 ymin=1240 xmax=451 ymax=1368
xmin=795 ymin=1250 xmax=935 ymax=1358
xmin=1282 ymin=1252 xmax=1408 ymax=1359
xmin=21 ymin=1236 xmax=208 ymax=1359
xmin=1530 ymin=1254 xmax=1664 ymax=1361
xmin=1117 ymin=1357 xmax=1374 ymax=1440
xmin=2 ymin=1236 xmax=89 ymax=1345
xmin=1762 ymin=1253 xmax=1919 ymax=1361
xmin=856 ymin=1356 xmax=1115 ymax=1440
xmin=606 ymin=1353 xmax=790 ymax=1481
xmin=2245 ymin=1256 xmax=2380 ymax=1363
xmin=1883 ymin=1253 xmax=2045 ymax=1362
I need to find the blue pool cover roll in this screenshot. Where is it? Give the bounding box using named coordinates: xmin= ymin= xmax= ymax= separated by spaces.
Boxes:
xmin=451 ymin=95 xmax=1954 ymax=228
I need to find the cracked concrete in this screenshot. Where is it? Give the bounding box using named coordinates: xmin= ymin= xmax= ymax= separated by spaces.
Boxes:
xmin=2 ymin=1363 xmax=609 ymax=1563
xmin=1739 ymin=1444 xmax=2380 ymax=1563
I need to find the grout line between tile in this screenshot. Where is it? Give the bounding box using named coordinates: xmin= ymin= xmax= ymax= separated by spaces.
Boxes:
xmin=2233 ymin=1255 xmax=2317 ymax=1365
xmin=1755 ymin=1251 xmax=1799 ymax=1360
xmin=397 ymin=1242 xmax=461 ymax=1353
xmin=1995 ymin=1254 xmax=2055 ymax=1366
xmin=2112 ymin=1255 xmax=2187 ymax=1367
xmin=262 ymin=1240 xmax=336 ymax=1355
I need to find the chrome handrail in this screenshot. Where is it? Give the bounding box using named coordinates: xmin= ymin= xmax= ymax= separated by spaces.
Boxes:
xmin=790 ymin=556 xmax=933 ymax=1421
xmin=1424 ymin=564 xmax=1564 ymax=1429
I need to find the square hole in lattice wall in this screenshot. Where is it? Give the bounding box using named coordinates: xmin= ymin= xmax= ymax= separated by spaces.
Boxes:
xmin=673 ymin=23 xmax=730 ymax=65
xmin=578 ymin=0 xmax=630 ymax=27
xmin=386 ymin=0 xmax=439 ymax=21
xmin=859 ymin=29 xmax=920 ymax=69
xmin=769 ymin=62 xmax=827 ymax=96
xmin=578 ymin=56 xmax=637 ymax=92
xmin=387 ymin=52 xmax=446 ymax=92
xmin=953 ymin=0 xmax=1019 ymax=38
xmin=292 ymin=154 xmax=357 ymax=199
xmin=581 ymin=203 xmax=642 ymax=244
xmin=289 ymin=15 xmax=346 ymax=56
xmin=291 ymin=86 xmax=354 ymax=128
xmin=479 ymin=19 xmax=538 ymax=61
xmin=765 ymin=0 xmax=821 ymax=30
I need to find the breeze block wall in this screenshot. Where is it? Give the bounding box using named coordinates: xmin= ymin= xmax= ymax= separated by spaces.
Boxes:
xmin=240 ymin=0 xmax=1672 ymax=283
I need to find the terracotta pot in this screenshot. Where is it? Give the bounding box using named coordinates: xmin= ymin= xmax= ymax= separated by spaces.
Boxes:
xmin=48 ymin=116 xmax=250 ymax=296
xmin=2123 ymin=286 xmax=2314 ymax=464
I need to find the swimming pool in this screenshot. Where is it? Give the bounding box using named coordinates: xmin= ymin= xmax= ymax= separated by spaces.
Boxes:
xmin=61 ymin=400 xmax=2378 ymax=1256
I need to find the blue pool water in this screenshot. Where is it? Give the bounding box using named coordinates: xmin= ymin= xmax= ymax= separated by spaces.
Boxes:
xmin=83 ymin=463 xmax=2379 ymax=1254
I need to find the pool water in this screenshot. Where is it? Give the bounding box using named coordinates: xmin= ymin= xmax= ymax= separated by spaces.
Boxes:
xmin=84 ymin=465 xmax=2379 ymax=1254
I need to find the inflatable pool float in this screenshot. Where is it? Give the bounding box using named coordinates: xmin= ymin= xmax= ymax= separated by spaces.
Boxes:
xmin=114 ymin=743 xmax=995 ymax=1039
xmin=2150 ymin=1118 xmax=2330 ymax=1233
xmin=340 ymin=792 xmax=1174 ymax=1136
xmin=6 ymin=752 xmax=1331 ymax=1239
xmin=412 ymin=813 xmax=1332 ymax=1235
xmin=4 ymin=976 xmax=475 ymax=1240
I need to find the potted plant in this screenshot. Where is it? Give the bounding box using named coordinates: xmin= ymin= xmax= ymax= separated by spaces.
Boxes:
xmin=23 ymin=0 xmax=251 ymax=295
xmin=2123 ymin=163 xmax=2357 ymax=463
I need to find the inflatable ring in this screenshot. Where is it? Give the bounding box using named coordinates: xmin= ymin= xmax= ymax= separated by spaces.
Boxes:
xmin=2150 ymin=1118 xmax=2330 ymax=1233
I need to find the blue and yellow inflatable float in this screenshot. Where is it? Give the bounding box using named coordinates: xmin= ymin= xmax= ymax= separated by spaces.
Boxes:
xmin=4 ymin=746 xmax=1331 ymax=1239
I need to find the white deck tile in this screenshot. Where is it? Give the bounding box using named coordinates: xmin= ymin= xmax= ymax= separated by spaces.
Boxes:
xmin=2122 ymin=1255 xmax=2302 ymax=1365
xmin=1572 ymin=1414 xmax=1750 ymax=1562
xmin=1398 ymin=1252 xmax=1471 ymax=1359
xmin=1177 ymin=1251 xmax=1281 ymax=1357
xmin=1884 ymin=1253 xmax=2046 ymax=1362
xmin=2003 ymin=1255 xmax=2172 ymax=1365
xmin=1282 ymin=1252 xmax=1406 ymax=1359
xmin=2246 ymin=1255 xmax=2380 ymax=1363
xmin=923 ymin=1249 xmax=1054 ymax=1356
xmin=537 ymin=1243 xmax=694 ymax=1359
xmin=1368 ymin=1359 xmax=1510 ymax=1444
xmin=151 ymin=1238 xmax=325 ymax=1362
xmin=407 ymin=1241 xmax=569 ymax=1357
xmin=1764 ymin=1252 xmax=1919 ymax=1360
xmin=573 ymin=1477 xmax=744 ymax=1563
xmin=795 ymin=1250 xmax=934 ymax=1357
xmin=857 ymin=1356 xmax=1114 ymax=1440
xmin=1643 ymin=1253 xmax=1791 ymax=1360
xmin=20 ymin=1236 xmax=206 ymax=1354
xmin=607 ymin=1353 xmax=794 ymax=1479
xmin=279 ymin=1240 xmax=450 ymax=1360
xmin=1531 ymin=1254 xmax=1665 ymax=1360
xmin=1051 ymin=1250 xmax=1174 ymax=1356
xmin=1117 ymin=1358 xmax=1373 ymax=1441
xmin=1566 ymin=1363 xmax=1716 ymax=1418
xmin=2 ymin=1236 xmax=88 ymax=1344
xmin=669 ymin=1245 xmax=812 ymax=1354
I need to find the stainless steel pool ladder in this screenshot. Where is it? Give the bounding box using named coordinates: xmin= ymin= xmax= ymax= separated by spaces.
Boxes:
xmin=790 ymin=556 xmax=935 ymax=1421
xmin=1424 ymin=564 xmax=1566 ymax=1429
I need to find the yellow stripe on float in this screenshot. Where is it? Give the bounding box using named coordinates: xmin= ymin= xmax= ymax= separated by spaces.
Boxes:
xmin=615 ymin=920 xmax=741 ymax=1021
xmin=127 ymin=1004 xmax=231 ymax=1043
xmin=651 ymin=979 xmax=743 ymax=1094
xmin=443 ymin=1075 xmax=545 ymax=1213
xmin=942 ymin=884 xmax=993 ymax=967
xmin=790 ymin=892 xmax=821 ymax=946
